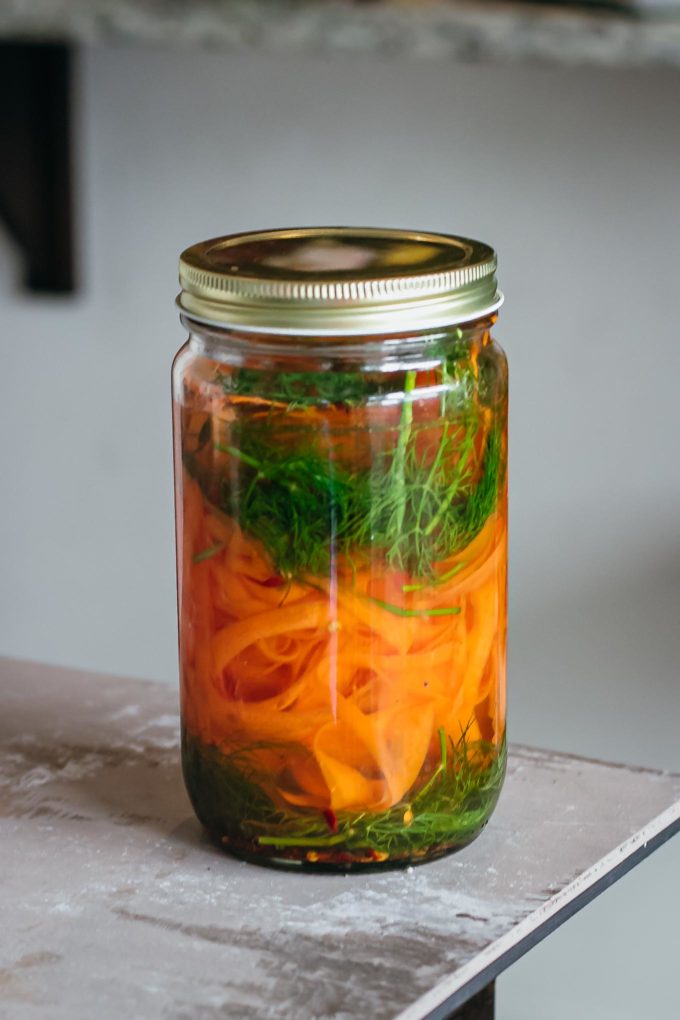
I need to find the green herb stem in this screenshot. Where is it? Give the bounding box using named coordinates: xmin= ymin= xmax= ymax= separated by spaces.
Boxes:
xmin=257 ymin=831 xmax=350 ymax=848
xmin=367 ymin=597 xmax=461 ymax=618
xmin=390 ymin=369 xmax=417 ymax=537
xmin=193 ymin=543 xmax=225 ymax=564
xmin=215 ymin=444 xmax=262 ymax=471
xmin=402 ymin=562 xmax=465 ymax=593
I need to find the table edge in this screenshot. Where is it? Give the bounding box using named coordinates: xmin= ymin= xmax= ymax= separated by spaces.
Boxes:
xmin=395 ymin=799 xmax=680 ymax=1020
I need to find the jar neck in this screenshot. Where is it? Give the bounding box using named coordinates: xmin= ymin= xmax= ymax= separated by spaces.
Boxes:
xmin=182 ymin=313 xmax=496 ymax=373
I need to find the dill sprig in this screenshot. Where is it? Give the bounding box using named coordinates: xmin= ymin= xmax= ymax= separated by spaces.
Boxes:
xmin=355 ymin=412 xmax=497 ymax=577
xmin=206 ymin=419 xmax=501 ymax=580
xmin=218 ymin=367 xmax=383 ymax=408
xmin=215 ymin=439 xmax=360 ymax=578
xmin=186 ymin=361 xmax=504 ymax=580
xmin=182 ymin=727 xmax=506 ymax=861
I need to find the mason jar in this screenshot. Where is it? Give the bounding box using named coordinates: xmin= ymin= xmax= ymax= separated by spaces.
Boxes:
xmin=172 ymin=227 xmax=508 ymax=870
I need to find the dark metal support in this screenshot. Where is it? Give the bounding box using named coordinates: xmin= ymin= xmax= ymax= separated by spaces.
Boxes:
xmin=447 ymin=981 xmax=495 ymax=1020
xmin=0 ymin=41 xmax=75 ymax=292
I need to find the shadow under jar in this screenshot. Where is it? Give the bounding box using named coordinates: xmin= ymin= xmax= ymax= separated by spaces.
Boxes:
xmin=172 ymin=227 xmax=508 ymax=870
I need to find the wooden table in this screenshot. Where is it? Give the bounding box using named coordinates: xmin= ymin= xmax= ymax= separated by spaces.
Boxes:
xmin=2 ymin=657 xmax=679 ymax=1019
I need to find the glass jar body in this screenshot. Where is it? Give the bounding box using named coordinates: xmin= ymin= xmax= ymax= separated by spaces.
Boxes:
xmin=172 ymin=318 xmax=508 ymax=870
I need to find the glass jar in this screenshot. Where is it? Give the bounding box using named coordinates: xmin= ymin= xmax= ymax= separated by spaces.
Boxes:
xmin=172 ymin=227 xmax=508 ymax=870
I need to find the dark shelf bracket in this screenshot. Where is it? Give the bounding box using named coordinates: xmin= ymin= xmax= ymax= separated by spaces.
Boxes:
xmin=0 ymin=41 xmax=75 ymax=293
xmin=447 ymin=981 xmax=495 ymax=1020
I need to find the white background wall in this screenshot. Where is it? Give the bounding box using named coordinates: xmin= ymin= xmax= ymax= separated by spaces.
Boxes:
xmin=1 ymin=45 xmax=679 ymax=1018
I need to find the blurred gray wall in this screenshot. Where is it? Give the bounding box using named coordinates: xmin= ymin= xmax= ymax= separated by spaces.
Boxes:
xmin=1 ymin=45 xmax=678 ymax=1019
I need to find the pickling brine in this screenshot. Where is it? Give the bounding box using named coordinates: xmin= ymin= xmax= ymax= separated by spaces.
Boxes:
xmin=173 ymin=228 xmax=508 ymax=869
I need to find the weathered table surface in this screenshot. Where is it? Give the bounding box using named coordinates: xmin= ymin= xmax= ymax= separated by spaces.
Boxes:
xmin=1 ymin=657 xmax=679 ymax=1020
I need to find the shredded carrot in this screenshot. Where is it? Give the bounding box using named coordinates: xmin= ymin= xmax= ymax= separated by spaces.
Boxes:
xmin=178 ymin=468 xmax=506 ymax=813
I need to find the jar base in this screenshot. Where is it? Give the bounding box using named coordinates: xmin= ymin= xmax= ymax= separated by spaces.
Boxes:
xmin=183 ymin=729 xmax=506 ymax=872
xmin=202 ymin=824 xmax=490 ymax=873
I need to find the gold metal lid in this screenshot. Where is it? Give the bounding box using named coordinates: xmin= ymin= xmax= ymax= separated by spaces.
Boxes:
xmin=178 ymin=227 xmax=502 ymax=336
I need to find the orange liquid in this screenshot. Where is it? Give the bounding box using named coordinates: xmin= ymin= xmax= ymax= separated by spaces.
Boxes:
xmin=174 ymin=358 xmax=507 ymax=867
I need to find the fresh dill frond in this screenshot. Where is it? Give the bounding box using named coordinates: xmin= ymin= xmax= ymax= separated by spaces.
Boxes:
xmin=183 ymin=728 xmax=506 ymax=860
xmin=187 ymin=363 xmax=504 ymax=581
xmin=216 ymin=436 xmax=360 ymax=577
xmin=219 ymin=367 xmax=384 ymax=408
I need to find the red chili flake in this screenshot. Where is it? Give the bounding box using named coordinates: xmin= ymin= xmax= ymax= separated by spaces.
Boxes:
xmin=323 ymin=809 xmax=338 ymax=833
xmin=260 ymin=575 xmax=285 ymax=588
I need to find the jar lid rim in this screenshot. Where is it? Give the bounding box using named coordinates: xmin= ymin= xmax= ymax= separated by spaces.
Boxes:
xmin=178 ymin=226 xmax=502 ymax=335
